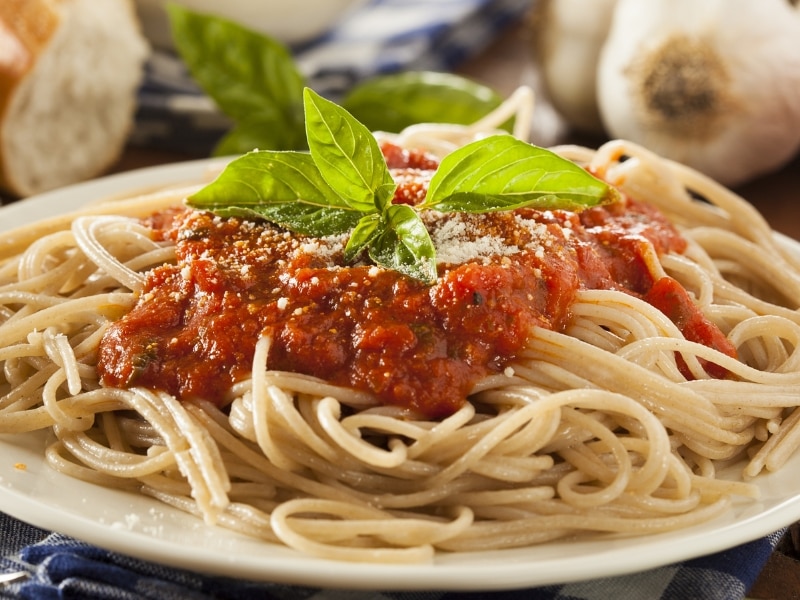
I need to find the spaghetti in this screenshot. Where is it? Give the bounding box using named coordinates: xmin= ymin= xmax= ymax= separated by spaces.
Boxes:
xmin=1 ymin=89 xmax=799 ymax=563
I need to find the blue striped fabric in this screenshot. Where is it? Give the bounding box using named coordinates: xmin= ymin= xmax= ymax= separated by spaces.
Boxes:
xmin=0 ymin=514 xmax=784 ymax=600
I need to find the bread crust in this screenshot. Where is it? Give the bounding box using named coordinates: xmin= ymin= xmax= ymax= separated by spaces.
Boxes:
xmin=0 ymin=0 xmax=147 ymax=198
xmin=0 ymin=1 xmax=61 ymax=191
xmin=0 ymin=0 xmax=61 ymax=78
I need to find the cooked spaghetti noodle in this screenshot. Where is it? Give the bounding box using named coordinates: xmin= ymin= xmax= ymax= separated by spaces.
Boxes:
xmin=1 ymin=89 xmax=799 ymax=563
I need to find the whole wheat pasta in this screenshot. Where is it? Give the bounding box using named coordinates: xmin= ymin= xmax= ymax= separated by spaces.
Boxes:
xmin=1 ymin=90 xmax=799 ymax=562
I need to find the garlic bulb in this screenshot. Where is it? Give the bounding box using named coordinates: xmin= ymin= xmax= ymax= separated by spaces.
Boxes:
xmin=531 ymin=0 xmax=618 ymax=133
xmin=596 ymin=0 xmax=800 ymax=187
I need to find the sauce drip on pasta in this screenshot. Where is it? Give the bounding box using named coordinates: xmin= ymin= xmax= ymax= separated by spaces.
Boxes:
xmin=97 ymin=143 xmax=734 ymax=417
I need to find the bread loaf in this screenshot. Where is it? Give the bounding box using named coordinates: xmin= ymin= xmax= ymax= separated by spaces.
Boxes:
xmin=0 ymin=0 xmax=149 ymax=198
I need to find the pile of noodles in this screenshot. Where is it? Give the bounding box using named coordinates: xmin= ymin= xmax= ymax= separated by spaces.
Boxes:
xmin=1 ymin=88 xmax=799 ymax=563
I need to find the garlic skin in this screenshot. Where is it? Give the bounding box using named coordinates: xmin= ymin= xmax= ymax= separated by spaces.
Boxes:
xmin=596 ymin=0 xmax=800 ymax=187
xmin=531 ymin=0 xmax=618 ymax=133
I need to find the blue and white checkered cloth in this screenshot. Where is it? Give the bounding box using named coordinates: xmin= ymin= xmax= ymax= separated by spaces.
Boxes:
xmin=0 ymin=514 xmax=784 ymax=600
xmin=131 ymin=0 xmax=533 ymax=153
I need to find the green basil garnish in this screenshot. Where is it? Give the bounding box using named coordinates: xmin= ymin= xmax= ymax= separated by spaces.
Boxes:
xmin=304 ymin=89 xmax=396 ymax=213
xmin=167 ymin=5 xmax=513 ymax=155
xmin=187 ymin=88 xmax=619 ymax=285
xmin=186 ymin=150 xmax=361 ymax=237
xmin=341 ymin=71 xmax=508 ymax=134
xmin=423 ymin=135 xmax=620 ymax=212
xmin=167 ymin=3 xmax=306 ymax=155
xmin=368 ymin=204 xmax=437 ymax=283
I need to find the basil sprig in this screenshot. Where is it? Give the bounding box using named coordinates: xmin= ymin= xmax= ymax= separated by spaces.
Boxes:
xmin=166 ymin=4 xmax=507 ymax=156
xmin=187 ymin=88 xmax=620 ymax=284
xmin=189 ymin=89 xmax=437 ymax=282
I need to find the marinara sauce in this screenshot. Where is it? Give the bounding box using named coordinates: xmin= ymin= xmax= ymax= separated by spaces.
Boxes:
xmin=97 ymin=143 xmax=735 ymax=418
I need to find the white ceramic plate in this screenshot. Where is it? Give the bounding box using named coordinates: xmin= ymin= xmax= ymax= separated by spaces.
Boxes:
xmin=1 ymin=161 xmax=800 ymax=591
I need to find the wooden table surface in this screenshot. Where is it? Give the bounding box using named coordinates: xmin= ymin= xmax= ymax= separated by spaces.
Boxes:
xmin=110 ymin=18 xmax=799 ymax=598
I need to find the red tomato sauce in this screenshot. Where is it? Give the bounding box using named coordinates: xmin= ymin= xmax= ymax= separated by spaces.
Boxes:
xmin=644 ymin=276 xmax=738 ymax=379
xmin=97 ymin=144 xmax=735 ymax=418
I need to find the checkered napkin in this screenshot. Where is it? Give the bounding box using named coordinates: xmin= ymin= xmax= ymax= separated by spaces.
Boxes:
xmin=131 ymin=0 xmax=533 ymax=153
xmin=0 ymin=514 xmax=785 ymax=600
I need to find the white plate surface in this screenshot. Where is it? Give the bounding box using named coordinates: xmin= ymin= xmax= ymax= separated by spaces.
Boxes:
xmin=1 ymin=160 xmax=800 ymax=591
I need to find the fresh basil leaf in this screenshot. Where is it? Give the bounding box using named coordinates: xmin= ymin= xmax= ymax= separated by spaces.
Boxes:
xmin=187 ymin=151 xmax=361 ymax=236
xmin=342 ymin=71 xmax=507 ymax=133
xmin=368 ymin=205 xmax=437 ymax=284
xmin=209 ymin=203 xmax=361 ymax=238
xmin=422 ymin=135 xmax=620 ymax=212
xmin=421 ymin=191 xmax=583 ymax=213
xmin=344 ymin=213 xmax=381 ymax=262
xmin=167 ymin=4 xmax=305 ymax=148
xmin=303 ymin=88 xmax=396 ymax=212
xmin=189 ymin=151 xmax=345 ymax=207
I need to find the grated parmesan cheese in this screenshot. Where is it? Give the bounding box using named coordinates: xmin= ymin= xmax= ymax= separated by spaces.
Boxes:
xmin=426 ymin=211 xmax=559 ymax=266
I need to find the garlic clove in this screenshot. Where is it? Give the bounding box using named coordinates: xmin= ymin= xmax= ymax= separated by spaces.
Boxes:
xmin=531 ymin=0 xmax=618 ymax=134
xmin=596 ymin=0 xmax=800 ymax=187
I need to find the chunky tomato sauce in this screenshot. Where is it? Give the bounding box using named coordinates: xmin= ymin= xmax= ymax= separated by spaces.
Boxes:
xmin=97 ymin=143 xmax=735 ymax=418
